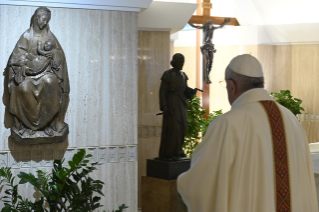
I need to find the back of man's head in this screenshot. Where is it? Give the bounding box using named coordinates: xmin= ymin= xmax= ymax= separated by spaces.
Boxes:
xmin=225 ymin=54 xmax=264 ymax=92
xmin=225 ymin=55 xmax=265 ymax=105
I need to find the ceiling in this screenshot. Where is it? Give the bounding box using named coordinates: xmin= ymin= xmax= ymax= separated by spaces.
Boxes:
xmin=161 ymin=0 xmax=319 ymax=44
xmin=154 ymin=0 xmax=319 ymax=26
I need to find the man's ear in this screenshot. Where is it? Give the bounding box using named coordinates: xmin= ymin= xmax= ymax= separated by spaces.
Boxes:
xmin=229 ymin=80 xmax=237 ymax=95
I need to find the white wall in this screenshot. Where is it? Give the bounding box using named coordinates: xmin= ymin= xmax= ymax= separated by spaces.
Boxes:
xmin=0 ymin=5 xmax=138 ymax=211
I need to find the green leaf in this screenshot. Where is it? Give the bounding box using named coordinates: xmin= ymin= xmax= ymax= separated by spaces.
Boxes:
xmin=271 ymin=90 xmax=304 ymax=116
xmin=68 ymin=161 xmax=76 ymax=170
xmin=0 ymin=149 xmax=105 ymax=212
xmin=184 ymin=95 xmax=223 ymax=157
xmin=56 ymin=183 xmax=63 ymax=192
xmin=85 ymin=154 xmax=93 ymax=158
xmin=1 ymin=205 xmax=12 ymax=212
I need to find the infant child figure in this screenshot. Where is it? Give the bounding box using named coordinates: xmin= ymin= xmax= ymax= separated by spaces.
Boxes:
xmin=36 ymin=39 xmax=61 ymax=75
xmin=9 ymin=39 xmax=56 ymax=84
xmin=37 ymin=39 xmax=56 ymax=58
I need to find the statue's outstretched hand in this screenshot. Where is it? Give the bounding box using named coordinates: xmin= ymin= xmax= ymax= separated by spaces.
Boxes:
xmin=194 ymin=88 xmax=204 ymax=93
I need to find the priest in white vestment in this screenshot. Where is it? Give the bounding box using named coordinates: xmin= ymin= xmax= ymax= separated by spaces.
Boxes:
xmin=177 ymin=54 xmax=318 ymax=212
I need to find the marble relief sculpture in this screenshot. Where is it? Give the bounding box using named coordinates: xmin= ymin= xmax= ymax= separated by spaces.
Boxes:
xmin=6 ymin=7 xmax=70 ymax=145
xmin=189 ymin=18 xmax=230 ymax=84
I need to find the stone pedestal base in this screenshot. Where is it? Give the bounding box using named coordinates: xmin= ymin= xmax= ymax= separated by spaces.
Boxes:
xmin=142 ymin=176 xmax=187 ymax=212
xmin=147 ymin=159 xmax=190 ymax=180
xmin=11 ymin=124 xmax=69 ymax=145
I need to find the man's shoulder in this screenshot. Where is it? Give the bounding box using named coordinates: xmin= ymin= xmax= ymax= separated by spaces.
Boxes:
xmin=211 ymin=102 xmax=264 ymax=126
xmin=277 ymin=103 xmax=294 ymax=115
xmin=218 ymin=106 xmax=249 ymax=120
xmin=207 ymin=110 xmax=237 ymax=130
xmin=277 ymin=103 xmax=301 ymax=124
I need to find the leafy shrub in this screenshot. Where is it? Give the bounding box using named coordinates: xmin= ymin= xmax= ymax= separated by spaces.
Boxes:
xmin=0 ymin=149 xmax=127 ymax=212
xmin=183 ymin=96 xmax=223 ymax=157
xmin=271 ymin=90 xmax=304 ymax=116
xmin=104 ymin=204 xmax=128 ymax=212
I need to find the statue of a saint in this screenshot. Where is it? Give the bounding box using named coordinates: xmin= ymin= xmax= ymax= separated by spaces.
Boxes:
xmin=6 ymin=7 xmax=70 ymax=144
xmin=158 ymin=53 xmax=198 ymax=161
xmin=189 ymin=18 xmax=230 ymax=84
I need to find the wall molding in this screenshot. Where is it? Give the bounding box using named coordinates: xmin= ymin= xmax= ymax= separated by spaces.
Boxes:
xmin=0 ymin=0 xmax=153 ymax=12
xmin=138 ymin=125 xmax=161 ymax=138
xmin=0 ymin=145 xmax=138 ymax=169
xmin=297 ymin=113 xmax=319 ymax=122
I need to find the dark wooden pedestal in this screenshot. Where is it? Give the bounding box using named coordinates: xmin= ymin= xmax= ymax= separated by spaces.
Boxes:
xmin=142 ymin=159 xmax=190 ymax=212
xmin=142 ymin=176 xmax=187 ymax=212
xmin=147 ymin=159 xmax=191 ymax=180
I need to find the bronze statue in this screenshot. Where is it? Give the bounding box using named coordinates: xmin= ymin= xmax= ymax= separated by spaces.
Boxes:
xmin=158 ymin=53 xmax=198 ymax=161
xmin=6 ymin=7 xmax=70 ymax=144
xmin=189 ymin=18 xmax=230 ymax=84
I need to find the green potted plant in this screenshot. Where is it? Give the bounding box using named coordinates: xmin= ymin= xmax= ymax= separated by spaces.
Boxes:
xmin=270 ymin=90 xmax=304 ymax=116
xmin=183 ymin=96 xmax=223 ymax=157
xmin=0 ymin=149 xmax=128 ymax=212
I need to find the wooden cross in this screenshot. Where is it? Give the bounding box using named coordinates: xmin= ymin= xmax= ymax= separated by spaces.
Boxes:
xmin=189 ymin=0 xmax=239 ymax=117
xmin=189 ymin=0 xmax=239 ymax=26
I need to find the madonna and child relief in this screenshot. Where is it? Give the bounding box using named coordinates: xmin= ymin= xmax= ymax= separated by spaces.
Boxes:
xmin=5 ymin=7 xmax=70 ymax=145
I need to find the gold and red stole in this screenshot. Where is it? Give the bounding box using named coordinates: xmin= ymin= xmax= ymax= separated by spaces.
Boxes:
xmin=259 ymin=101 xmax=291 ymax=212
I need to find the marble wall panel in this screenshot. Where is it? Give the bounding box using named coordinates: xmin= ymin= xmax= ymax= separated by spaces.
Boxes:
xmin=138 ymin=31 xmax=170 ymax=119
xmin=273 ymin=45 xmax=293 ymax=92
xmin=0 ymin=5 xmax=138 ymax=212
xmin=291 ymin=45 xmax=319 ymax=113
xmin=257 ymin=45 xmax=276 ymax=92
xmin=137 ymin=31 xmax=170 ymax=208
xmin=0 ymin=5 xmax=138 ymax=150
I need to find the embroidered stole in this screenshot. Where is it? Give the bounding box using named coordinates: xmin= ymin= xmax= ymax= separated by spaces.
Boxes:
xmin=259 ymin=101 xmax=291 ymax=212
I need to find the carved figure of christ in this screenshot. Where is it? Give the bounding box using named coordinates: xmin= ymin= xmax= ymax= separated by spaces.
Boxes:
xmin=188 ymin=0 xmax=239 ymax=117
xmin=188 ymin=19 xmax=230 ymax=84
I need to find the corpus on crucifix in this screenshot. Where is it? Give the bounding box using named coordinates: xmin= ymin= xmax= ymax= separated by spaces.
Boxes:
xmin=189 ymin=0 xmax=239 ymax=116
xmin=188 ymin=18 xmax=230 ymax=84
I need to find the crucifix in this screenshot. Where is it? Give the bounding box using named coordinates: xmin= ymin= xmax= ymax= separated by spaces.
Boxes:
xmin=188 ymin=0 xmax=239 ymax=117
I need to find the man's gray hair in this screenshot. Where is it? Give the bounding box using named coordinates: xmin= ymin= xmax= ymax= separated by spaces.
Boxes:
xmin=225 ymin=67 xmax=264 ymax=90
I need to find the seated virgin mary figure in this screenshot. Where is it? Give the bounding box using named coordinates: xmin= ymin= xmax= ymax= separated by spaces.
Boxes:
xmin=7 ymin=7 xmax=70 ymax=138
